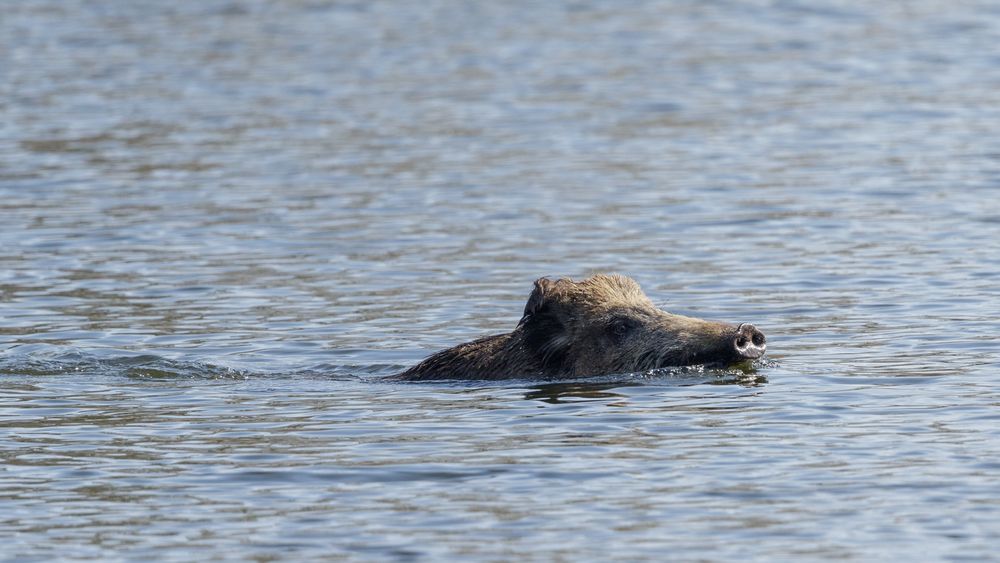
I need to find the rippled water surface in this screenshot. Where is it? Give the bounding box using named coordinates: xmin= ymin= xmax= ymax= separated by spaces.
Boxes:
xmin=3 ymin=1 xmax=1000 ymax=560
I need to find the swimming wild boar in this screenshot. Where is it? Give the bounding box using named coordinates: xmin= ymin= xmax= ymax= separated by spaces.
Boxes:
xmin=394 ymin=274 xmax=765 ymax=381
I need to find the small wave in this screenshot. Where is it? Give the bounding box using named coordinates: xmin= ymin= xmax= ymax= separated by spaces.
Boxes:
xmin=0 ymin=347 xmax=405 ymax=381
xmin=0 ymin=348 xmax=253 ymax=380
xmin=0 ymin=348 xmax=774 ymax=384
xmin=374 ymin=357 xmax=775 ymax=386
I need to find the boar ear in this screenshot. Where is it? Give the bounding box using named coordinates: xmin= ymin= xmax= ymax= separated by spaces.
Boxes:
xmin=521 ymin=277 xmax=555 ymax=322
xmin=519 ymin=278 xmax=570 ymax=372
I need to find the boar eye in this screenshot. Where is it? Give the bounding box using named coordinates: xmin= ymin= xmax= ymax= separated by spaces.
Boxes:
xmin=608 ymin=317 xmax=637 ymax=340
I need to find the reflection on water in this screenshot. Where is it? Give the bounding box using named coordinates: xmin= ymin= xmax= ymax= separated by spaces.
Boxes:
xmin=522 ymin=382 xmax=631 ymax=404
xmin=3 ymin=0 xmax=1000 ymax=560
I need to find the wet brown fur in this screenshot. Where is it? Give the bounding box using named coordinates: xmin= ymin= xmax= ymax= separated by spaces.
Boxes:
xmin=394 ymin=274 xmax=758 ymax=381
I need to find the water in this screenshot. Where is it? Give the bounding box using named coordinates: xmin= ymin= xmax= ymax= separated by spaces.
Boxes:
xmin=2 ymin=0 xmax=999 ymax=560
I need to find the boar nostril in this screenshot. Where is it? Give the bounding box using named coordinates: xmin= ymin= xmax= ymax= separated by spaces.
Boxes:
xmin=733 ymin=323 xmax=766 ymax=359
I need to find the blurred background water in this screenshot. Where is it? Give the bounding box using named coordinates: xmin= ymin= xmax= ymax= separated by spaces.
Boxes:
xmin=2 ymin=0 xmax=999 ymax=560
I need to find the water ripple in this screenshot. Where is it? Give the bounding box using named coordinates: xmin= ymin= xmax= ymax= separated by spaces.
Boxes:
xmin=3 ymin=0 xmax=1000 ymax=560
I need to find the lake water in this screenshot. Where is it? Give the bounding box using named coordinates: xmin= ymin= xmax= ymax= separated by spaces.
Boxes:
xmin=3 ymin=0 xmax=1000 ymax=560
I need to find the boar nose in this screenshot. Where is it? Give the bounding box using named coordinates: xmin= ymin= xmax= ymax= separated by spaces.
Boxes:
xmin=733 ymin=323 xmax=766 ymax=359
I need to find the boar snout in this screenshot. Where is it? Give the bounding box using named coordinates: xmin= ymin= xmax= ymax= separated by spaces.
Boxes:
xmin=733 ymin=323 xmax=766 ymax=360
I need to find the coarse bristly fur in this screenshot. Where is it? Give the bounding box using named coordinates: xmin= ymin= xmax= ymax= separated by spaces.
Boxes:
xmin=392 ymin=274 xmax=765 ymax=381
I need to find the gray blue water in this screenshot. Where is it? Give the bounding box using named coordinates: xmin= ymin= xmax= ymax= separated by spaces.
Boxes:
xmin=2 ymin=0 xmax=1000 ymax=560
